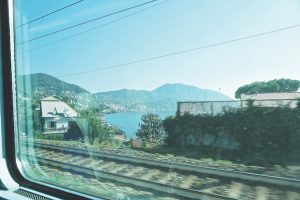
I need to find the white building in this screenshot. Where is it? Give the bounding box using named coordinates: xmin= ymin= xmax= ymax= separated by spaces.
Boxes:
xmin=177 ymin=92 xmax=300 ymax=116
xmin=177 ymin=101 xmax=240 ymax=116
xmin=241 ymin=92 xmax=300 ymax=108
xmin=40 ymin=96 xmax=78 ymax=134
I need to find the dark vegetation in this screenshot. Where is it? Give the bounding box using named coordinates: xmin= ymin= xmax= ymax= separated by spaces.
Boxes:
xmin=62 ymin=108 xmax=125 ymax=146
xmin=78 ymin=108 xmax=113 ymax=144
xmin=235 ymin=79 xmax=300 ymax=99
xmin=96 ymin=83 xmax=231 ymax=112
xmin=31 ymin=107 xmax=125 ymax=147
xmin=22 ymin=74 xmax=300 ymax=167
xmin=63 ymin=121 xmax=83 ymax=141
xmin=18 ymin=73 xmax=89 ymax=95
xmin=163 ymin=101 xmax=300 ymax=166
xmin=17 ymin=73 xmax=96 ymax=110
xmin=19 ymin=73 xmax=231 ymax=112
xmin=136 ymin=113 xmax=167 ymax=147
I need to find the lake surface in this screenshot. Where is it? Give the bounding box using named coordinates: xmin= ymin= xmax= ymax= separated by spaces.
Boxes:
xmin=104 ymin=111 xmax=175 ymax=139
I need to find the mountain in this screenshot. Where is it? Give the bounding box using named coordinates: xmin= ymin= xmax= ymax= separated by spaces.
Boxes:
xmin=17 ymin=73 xmax=88 ymax=95
xmin=17 ymin=73 xmax=231 ymax=112
xmin=153 ymin=83 xmax=231 ymax=101
xmin=95 ymin=83 xmax=231 ymax=112
xmin=17 ymin=73 xmax=95 ymax=110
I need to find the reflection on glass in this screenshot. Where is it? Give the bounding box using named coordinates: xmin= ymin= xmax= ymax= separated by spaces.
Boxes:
xmin=14 ymin=0 xmax=300 ymax=199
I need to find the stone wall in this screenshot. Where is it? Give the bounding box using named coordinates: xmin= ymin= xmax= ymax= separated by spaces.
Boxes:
xmin=177 ymin=101 xmax=240 ymax=116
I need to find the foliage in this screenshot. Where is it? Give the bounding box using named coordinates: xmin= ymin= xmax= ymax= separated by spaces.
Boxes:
xmin=60 ymin=96 xmax=76 ymax=109
xmin=95 ymin=83 xmax=230 ymax=112
xmin=17 ymin=73 xmax=98 ymax=112
xmin=17 ymin=73 xmax=88 ymax=96
xmin=136 ymin=113 xmax=167 ymax=146
xmin=79 ymin=108 xmax=113 ymax=144
xmin=110 ymin=126 xmax=126 ymax=136
xmin=63 ymin=121 xmax=84 ymax=141
xmin=163 ymin=102 xmax=300 ymax=166
xmin=78 ymin=107 xmax=126 ymax=146
xmin=17 ymin=98 xmax=35 ymax=135
xmin=34 ymin=131 xmax=64 ymax=140
xmin=235 ymin=79 xmax=300 ymax=99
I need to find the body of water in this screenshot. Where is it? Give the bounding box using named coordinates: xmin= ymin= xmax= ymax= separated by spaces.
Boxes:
xmin=104 ymin=111 xmax=175 ymax=139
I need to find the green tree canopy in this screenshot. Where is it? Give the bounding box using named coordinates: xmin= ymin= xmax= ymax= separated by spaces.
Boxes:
xmin=235 ymin=79 xmax=300 ymax=99
xmin=136 ymin=113 xmax=167 ymax=145
xmin=79 ymin=108 xmax=112 ymax=144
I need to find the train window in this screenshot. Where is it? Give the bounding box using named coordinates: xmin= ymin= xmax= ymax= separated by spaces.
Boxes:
xmin=9 ymin=0 xmax=300 ymax=199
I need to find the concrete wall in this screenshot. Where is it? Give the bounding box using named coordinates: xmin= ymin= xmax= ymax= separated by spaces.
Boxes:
xmin=241 ymin=99 xmax=299 ymax=108
xmin=178 ymin=101 xmax=240 ymax=116
xmin=240 ymin=93 xmax=300 ymax=108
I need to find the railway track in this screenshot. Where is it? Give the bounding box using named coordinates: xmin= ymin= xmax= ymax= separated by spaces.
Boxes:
xmin=23 ymin=147 xmax=234 ymax=200
xmin=20 ymin=141 xmax=300 ymax=199
xmin=32 ymin=156 xmax=234 ymax=200
xmin=25 ymin=141 xmax=300 ymax=189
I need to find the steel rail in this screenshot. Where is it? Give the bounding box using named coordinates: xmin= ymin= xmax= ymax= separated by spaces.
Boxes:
xmin=29 ymin=156 xmax=235 ymax=200
xmin=25 ymin=141 xmax=300 ymax=189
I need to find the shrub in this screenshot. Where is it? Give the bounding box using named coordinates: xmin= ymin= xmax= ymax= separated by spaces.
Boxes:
xmin=163 ymin=104 xmax=300 ymax=166
xmin=136 ymin=113 xmax=167 ymax=146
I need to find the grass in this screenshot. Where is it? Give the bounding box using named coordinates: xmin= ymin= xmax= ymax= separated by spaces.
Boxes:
xmin=33 ymin=130 xmax=64 ymax=140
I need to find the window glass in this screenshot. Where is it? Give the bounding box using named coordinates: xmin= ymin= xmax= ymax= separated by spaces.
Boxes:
xmin=13 ymin=0 xmax=300 ymax=199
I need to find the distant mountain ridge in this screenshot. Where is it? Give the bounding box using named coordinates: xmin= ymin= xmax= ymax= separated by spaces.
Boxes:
xmin=17 ymin=73 xmax=95 ymax=110
xmin=153 ymin=83 xmax=231 ymax=101
xmin=18 ymin=73 xmax=232 ymax=112
xmin=18 ymin=73 xmax=89 ymax=95
xmin=95 ymin=83 xmax=231 ymax=112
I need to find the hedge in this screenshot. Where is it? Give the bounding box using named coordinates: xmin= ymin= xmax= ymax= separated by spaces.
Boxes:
xmin=163 ymin=102 xmax=300 ymax=165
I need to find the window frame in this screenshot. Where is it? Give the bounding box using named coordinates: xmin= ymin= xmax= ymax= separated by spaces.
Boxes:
xmin=1 ymin=0 xmax=299 ymax=199
xmin=0 ymin=1 xmax=100 ymax=199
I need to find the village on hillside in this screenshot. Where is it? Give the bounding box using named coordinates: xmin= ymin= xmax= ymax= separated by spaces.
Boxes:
xmin=31 ymin=90 xmax=300 ymax=151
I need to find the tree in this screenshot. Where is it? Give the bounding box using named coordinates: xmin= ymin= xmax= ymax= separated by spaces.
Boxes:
xmin=235 ymin=79 xmax=300 ymax=99
xmin=136 ymin=113 xmax=167 ymax=146
xmin=79 ymin=108 xmax=113 ymax=144
xmin=64 ymin=121 xmax=84 ymax=141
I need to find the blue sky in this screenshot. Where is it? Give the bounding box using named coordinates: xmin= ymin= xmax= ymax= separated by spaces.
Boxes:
xmin=14 ymin=0 xmax=300 ymax=98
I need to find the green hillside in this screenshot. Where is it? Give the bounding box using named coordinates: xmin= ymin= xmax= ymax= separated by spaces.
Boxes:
xmin=17 ymin=73 xmax=89 ymax=96
xmin=96 ymin=83 xmax=231 ymax=112
xmin=16 ymin=73 xmax=232 ymax=112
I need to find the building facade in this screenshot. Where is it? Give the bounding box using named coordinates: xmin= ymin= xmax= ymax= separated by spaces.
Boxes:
xmin=240 ymin=92 xmax=300 ymax=108
xmin=177 ymin=92 xmax=300 ymax=116
xmin=39 ymin=96 xmax=78 ymax=134
xmin=177 ymin=100 xmax=240 ymax=116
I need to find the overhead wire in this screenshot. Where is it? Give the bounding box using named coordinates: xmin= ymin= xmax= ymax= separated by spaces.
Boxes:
xmin=56 ymin=24 xmax=300 ymax=78
xmin=18 ymin=0 xmax=171 ymax=54
xmin=16 ymin=0 xmax=160 ymax=45
xmin=16 ymin=0 xmax=85 ymax=28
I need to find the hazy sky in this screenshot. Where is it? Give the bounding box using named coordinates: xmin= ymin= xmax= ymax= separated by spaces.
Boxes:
xmin=14 ymin=0 xmax=300 ymax=98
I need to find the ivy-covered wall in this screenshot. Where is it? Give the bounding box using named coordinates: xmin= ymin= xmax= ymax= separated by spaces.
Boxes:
xmin=163 ymin=102 xmax=300 ymax=165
